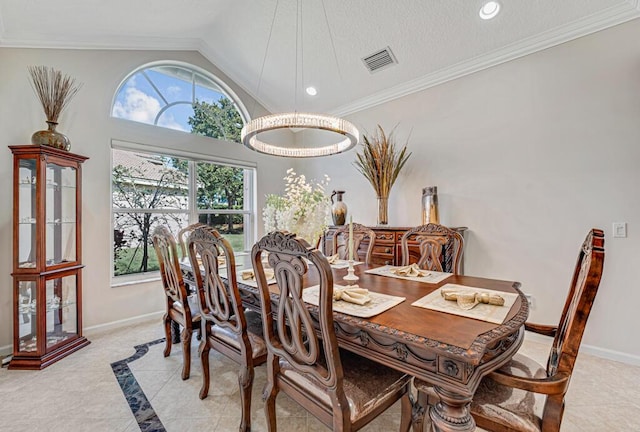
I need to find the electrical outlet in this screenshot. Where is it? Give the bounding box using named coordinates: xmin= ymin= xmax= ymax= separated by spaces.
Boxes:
xmin=613 ymin=222 xmax=627 ymax=238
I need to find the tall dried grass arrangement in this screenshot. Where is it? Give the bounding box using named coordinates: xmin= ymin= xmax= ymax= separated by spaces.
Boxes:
xmin=28 ymin=66 xmax=82 ymax=123
xmin=353 ymin=125 xmax=411 ymax=198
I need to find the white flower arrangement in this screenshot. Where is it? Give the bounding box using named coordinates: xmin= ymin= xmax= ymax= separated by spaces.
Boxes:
xmin=263 ymin=169 xmax=331 ymax=245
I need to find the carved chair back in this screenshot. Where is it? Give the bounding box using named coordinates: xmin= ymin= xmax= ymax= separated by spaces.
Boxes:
xmin=333 ymin=222 xmax=375 ymax=264
xmin=152 ymin=225 xmax=191 ymax=310
xmin=178 ymin=222 xmax=206 ymax=259
xmin=252 ymin=231 xmax=345 ymax=393
xmin=547 ymin=229 xmax=605 ymax=378
xmin=186 ymin=226 xmax=245 ymax=335
xmin=400 ymin=223 xmax=464 ymax=273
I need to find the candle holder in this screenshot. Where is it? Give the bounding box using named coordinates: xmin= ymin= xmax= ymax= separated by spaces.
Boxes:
xmin=343 ymin=260 xmax=360 ymax=285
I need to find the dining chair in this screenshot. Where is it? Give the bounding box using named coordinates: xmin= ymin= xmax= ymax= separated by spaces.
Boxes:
xmin=251 ymin=231 xmax=413 ymax=432
xmin=413 ymin=228 xmax=605 ymax=432
xmin=332 ymin=222 xmax=376 ymax=264
xmin=151 ymin=225 xmax=202 ymax=380
xmin=400 ymin=223 xmax=464 ymax=274
xmin=186 ymin=226 xmax=267 ymax=432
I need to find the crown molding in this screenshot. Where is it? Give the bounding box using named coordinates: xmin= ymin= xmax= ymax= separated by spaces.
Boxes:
xmin=332 ymin=2 xmax=640 ymax=117
xmin=0 ymin=34 xmax=202 ymax=51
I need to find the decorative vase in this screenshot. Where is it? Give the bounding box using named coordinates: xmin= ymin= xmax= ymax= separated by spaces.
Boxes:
xmin=31 ymin=121 xmax=70 ymax=151
xmin=330 ymin=190 xmax=348 ymax=226
xmin=421 ymin=186 xmax=440 ymax=224
xmin=377 ymin=195 xmax=389 ymax=225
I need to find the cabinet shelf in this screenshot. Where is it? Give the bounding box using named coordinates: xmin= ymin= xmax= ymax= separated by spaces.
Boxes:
xmin=9 ymin=144 xmax=90 ymax=370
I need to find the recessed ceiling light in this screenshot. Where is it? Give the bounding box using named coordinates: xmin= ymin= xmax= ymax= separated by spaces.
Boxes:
xmin=479 ymin=1 xmax=500 ymax=20
xmin=305 ymin=86 xmax=317 ymax=96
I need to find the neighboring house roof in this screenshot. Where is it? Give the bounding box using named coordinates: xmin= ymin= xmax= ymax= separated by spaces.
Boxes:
xmin=112 ymin=148 xmax=187 ymax=186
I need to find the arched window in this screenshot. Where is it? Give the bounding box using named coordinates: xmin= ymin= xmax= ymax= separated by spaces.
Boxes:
xmin=112 ymin=62 xmax=248 ymax=143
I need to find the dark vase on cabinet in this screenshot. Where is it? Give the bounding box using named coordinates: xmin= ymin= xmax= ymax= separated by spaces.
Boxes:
xmin=9 ymin=145 xmax=90 ymax=370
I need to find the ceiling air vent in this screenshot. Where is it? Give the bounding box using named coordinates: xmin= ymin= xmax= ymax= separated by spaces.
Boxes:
xmin=362 ymin=46 xmax=397 ymax=73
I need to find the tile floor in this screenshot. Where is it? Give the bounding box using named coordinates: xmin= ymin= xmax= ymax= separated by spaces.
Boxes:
xmin=0 ymin=317 xmax=638 ymax=432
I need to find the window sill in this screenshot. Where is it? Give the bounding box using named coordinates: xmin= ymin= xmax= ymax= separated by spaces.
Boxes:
xmin=111 ymin=273 xmax=161 ymax=288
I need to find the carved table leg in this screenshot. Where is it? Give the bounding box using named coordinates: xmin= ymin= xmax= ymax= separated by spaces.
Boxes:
xmin=429 ymin=386 xmax=475 ymax=432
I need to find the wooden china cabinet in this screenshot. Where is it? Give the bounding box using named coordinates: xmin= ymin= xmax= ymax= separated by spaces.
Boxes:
xmin=9 ymin=145 xmax=90 ymax=370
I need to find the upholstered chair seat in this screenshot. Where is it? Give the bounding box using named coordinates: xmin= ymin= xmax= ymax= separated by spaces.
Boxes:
xmin=172 ymin=294 xmax=201 ymax=318
xmin=280 ymin=348 xmax=411 ymax=422
xmin=210 ymin=310 xmax=267 ymax=359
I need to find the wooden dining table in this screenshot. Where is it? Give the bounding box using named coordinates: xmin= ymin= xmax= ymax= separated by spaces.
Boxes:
xmin=181 ymin=257 xmax=529 ymax=432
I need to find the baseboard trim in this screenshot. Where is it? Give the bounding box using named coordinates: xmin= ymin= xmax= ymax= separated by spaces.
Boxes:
xmin=84 ymin=311 xmax=164 ymax=336
xmin=525 ymin=331 xmax=640 ymax=366
xmin=579 ymin=344 xmax=640 ymax=367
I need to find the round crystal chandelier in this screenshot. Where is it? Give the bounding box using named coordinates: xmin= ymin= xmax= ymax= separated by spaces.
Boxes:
xmin=242 ymin=112 xmax=358 ymax=157
xmin=241 ymin=0 xmax=359 ymax=158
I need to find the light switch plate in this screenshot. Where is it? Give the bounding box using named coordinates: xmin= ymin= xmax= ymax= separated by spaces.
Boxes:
xmin=613 ymin=222 xmax=627 ymax=238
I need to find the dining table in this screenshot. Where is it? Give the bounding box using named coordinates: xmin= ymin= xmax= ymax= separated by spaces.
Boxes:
xmin=180 ymin=256 xmax=529 ymax=432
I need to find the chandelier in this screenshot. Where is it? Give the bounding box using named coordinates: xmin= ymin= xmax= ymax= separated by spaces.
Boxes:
xmin=241 ymin=0 xmax=359 ymax=158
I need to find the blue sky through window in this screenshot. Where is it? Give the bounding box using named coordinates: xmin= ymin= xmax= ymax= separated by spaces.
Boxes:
xmin=112 ymin=65 xmax=233 ymax=133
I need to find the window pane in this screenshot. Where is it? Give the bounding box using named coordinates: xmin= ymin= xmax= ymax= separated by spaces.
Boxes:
xmin=112 ymin=149 xmax=189 ymax=210
xmin=114 ymin=212 xmax=189 ymax=276
xmin=198 ymin=213 xmax=245 ymax=252
xmin=112 ymin=71 xmax=162 ymax=126
xmin=189 ymin=98 xmax=243 ymax=142
xmin=147 ymin=67 xmax=192 ymax=104
xmin=111 ymin=62 xmax=246 ymax=141
xmin=157 ymin=103 xmax=194 ymax=132
xmin=196 ymin=162 xmax=244 ymax=210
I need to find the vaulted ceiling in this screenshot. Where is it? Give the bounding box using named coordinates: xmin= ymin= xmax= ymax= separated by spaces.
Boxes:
xmin=1 ymin=1 xmax=638 ymax=116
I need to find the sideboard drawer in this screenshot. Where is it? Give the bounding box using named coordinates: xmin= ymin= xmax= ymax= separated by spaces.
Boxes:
xmin=370 ymin=254 xmax=394 ymax=266
xmin=373 ymin=245 xmax=394 ymax=255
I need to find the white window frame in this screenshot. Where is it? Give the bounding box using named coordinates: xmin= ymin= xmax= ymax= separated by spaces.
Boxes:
xmin=110 ymin=140 xmax=256 ymax=285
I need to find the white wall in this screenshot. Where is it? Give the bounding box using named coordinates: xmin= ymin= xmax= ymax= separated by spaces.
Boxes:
xmin=300 ymin=19 xmax=640 ymax=361
xmin=0 ymin=48 xmax=293 ymax=349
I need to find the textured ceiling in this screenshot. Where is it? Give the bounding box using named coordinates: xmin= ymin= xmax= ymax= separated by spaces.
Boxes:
xmin=1 ymin=0 xmax=638 ymax=116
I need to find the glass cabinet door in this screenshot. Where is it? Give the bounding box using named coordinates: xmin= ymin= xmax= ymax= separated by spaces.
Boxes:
xmin=16 ymin=280 xmax=37 ymax=353
xmin=17 ymin=159 xmax=37 ymax=269
xmin=45 ymin=274 xmax=78 ymax=350
xmin=45 ymin=162 xmax=77 ymax=266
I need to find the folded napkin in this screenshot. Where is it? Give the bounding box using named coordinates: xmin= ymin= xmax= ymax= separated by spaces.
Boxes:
xmin=333 ymin=284 xmax=371 ymax=305
xmin=326 ymin=254 xmax=340 ymax=264
xmin=441 ymin=288 xmax=505 ymax=310
xmin=392 ymin=263 xmax=429 ymax=277
xmin=241 ymin=268 xmax=275 ymax=280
